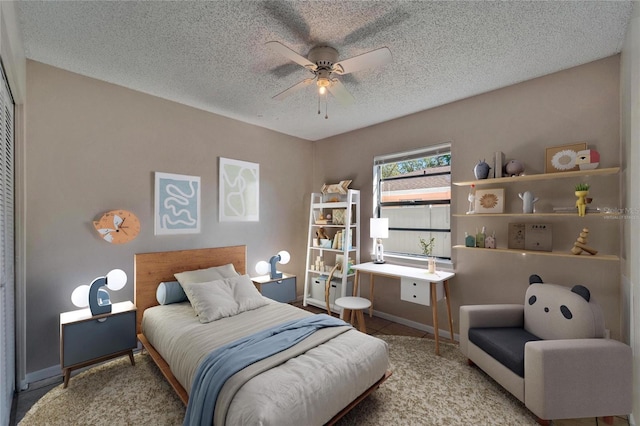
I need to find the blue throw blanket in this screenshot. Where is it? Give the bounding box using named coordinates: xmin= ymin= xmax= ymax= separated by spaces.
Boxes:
xmin=183 ymin=314 xmax=350 ymax=426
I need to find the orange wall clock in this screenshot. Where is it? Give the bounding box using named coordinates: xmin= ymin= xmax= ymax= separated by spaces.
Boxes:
xmin=93 ymin=209 xmax=140 ymax=244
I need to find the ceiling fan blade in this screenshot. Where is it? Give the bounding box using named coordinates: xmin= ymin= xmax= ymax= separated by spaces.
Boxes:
xmin=273 ymin=78 xmax=315 ymax=101
xmin=327 ymin=79 xmax=355 ymax=105
xmin=332 ymin=47 xmax=392 ymax=75
xmin=261 ymin=1 xmax=312 ymax=44
xmin=265 ymin=41 xmax=317 ymax=71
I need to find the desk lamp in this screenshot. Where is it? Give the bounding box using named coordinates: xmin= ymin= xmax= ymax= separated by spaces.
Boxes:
xmin=71 ymin=269 xmax=127 ymax=316
xmin=256 ymin=250 xmax=290 ymax=279
xmin=370 ymin=218 xmax=389 ymax=264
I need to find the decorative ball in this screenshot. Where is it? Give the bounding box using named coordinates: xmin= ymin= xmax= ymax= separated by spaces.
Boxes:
xmin=505 ymin=160 xmax=525 ymax=176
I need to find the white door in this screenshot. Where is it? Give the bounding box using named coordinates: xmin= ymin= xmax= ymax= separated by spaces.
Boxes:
xmin=0 ymin=63 xmax=15 ymax=426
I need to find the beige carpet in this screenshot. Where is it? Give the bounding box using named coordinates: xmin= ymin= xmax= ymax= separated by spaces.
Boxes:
xmin=19 ymin=335 xmax=539 ymax=426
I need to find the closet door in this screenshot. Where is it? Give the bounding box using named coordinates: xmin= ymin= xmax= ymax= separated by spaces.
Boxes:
xmin=0 ymin=64 xmax=15 ymax=426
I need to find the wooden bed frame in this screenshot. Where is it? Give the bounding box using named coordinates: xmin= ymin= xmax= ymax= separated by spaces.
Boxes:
xmin=134 ymin=245 xmax=391 ymax=425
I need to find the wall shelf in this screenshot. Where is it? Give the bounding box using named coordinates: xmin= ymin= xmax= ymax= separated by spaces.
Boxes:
xmin=453 ymin=167 xmax=620 ymax=187
xmin=453 ymin=212 xmax=617 ymax=218
xmin=452 ymin=245 xmax=619 ymax=261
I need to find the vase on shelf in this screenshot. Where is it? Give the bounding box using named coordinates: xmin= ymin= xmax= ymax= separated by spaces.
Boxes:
xmin=574 ymin=183 xmax=590 ymax=217
xmin=428 ymin=257 xmax=436 ymax=274
xmin=575 ymin=190 xmax=589 ymax=217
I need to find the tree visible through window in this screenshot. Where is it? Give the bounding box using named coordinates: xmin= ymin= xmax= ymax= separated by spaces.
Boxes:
xmin=373 ymin=145 xmax=451 ymax=260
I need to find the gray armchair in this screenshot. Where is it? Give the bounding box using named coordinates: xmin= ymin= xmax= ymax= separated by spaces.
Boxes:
xmin=459 ymin=276 xmax=632 ymax=424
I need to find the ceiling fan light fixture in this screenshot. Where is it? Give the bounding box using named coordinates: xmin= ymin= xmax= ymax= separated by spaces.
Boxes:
xmin=317 ymin=76 xmax=331 ymax=87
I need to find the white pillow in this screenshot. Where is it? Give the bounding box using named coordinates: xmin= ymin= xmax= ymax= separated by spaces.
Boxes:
xmin=174 ymin=263 xmax=238 ymax=286
xmin=227 ymin=274 xmax=268 ymax=312
xmin=181 ymin=279 xmax=239 ymax=323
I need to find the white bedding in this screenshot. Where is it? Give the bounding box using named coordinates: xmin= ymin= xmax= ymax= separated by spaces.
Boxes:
xmin=142 ymin=299 xmax=389 ymax=425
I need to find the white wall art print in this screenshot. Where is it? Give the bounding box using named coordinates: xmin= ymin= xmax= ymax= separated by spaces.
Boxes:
xmin=219 ymin=157 xmax=259 ymax=222
xmin=155 ymin=172 xmax=201 ymax=235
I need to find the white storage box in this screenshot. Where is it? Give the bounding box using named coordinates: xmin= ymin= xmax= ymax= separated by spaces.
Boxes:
xmin=311 ymin=276 xmax=353 ymax=305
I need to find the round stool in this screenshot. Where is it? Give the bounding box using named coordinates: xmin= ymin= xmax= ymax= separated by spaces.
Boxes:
xmin=335 ymin=296 xmax=371 ymax=333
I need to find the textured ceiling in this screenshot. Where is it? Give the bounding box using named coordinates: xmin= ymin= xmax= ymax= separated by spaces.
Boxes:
xmin=16 ymin=1 xmax=634 ymax=141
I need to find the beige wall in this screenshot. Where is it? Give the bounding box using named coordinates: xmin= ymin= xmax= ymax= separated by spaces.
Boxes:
xmin=24 ymin=61 xmax=313 ymax=374
xmin=20 ymin=51 xmax=630 ymax=388
xmin=621 ymin=2 xmax=640 ymax=423
xmin=315 ymin=56 xmax=623 ymax=340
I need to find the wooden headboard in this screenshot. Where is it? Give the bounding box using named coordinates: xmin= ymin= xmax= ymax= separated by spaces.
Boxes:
xmin=134 ymin=245 xmax=247 ymax=334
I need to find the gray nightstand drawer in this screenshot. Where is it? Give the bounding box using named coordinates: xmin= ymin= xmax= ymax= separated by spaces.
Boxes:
xmin=62 ymin=310 xmax=136 ymax=368
xmin=260 ymin=277 xmax=296 ymax=303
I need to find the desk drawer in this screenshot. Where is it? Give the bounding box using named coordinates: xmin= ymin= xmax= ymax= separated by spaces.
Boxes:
xmin=400 ymin=278 xmax=444 ymax=306
xmin=401 ymin=278 xmax=431 ymax=305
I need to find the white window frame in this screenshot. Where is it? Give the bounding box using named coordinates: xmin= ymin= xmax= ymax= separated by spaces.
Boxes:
xmin=372 ymin=143 xmax=452 ymax=266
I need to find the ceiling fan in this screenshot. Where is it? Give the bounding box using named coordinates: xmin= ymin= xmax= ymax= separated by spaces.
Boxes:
xmin=266 ymin=41 xmax=392 ymax=107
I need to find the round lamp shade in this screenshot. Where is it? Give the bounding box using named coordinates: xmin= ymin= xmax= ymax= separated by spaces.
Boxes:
xmin=106 ymin=269 xmax=127 ymax=291
xmin=255 ymin=260 xmax=270 ymax=275
xmin=278 ymin=250 xmax=291 ymax=264
xmin=71 ymin=284 xmax=90 ymax=308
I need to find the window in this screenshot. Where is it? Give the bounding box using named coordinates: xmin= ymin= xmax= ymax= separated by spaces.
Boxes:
xmin=373 ymin=143 xmax=451 ymax=260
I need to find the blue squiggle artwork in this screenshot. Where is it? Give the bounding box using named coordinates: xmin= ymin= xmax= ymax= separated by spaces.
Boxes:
xmin=155 ymin=172 xmax=201 ymax=234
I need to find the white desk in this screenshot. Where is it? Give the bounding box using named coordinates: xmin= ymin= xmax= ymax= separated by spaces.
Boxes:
xmin=352 ymin=262 xmax=455 ymax=355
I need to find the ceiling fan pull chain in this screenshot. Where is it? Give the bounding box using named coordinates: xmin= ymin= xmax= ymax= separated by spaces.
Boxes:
xmin=318 ymin=94 xmax=321 ymax=115
xmin=325 ymin=98 xmax=328 ymax=119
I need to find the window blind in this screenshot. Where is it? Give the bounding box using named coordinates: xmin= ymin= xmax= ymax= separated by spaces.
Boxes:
xmin=0 ymin=61 xmax=15 ymax=426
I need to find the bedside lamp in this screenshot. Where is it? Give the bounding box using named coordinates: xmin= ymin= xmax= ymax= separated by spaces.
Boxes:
xmin=71 ymin=269 xmax=127 ymax=316
xmin=370 ymin=218 xmax=389 ymax=264
xmin=256 ymin=250 xmax=290 ymax=279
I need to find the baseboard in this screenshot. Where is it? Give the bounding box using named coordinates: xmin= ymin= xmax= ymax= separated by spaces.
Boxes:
xmin=22 ymin=365 xmax=62 ymax=390
xmin=21 ymin=342 xmax=143 ymax=390
xmin=372 ymin=309 xmax=460 ymax=342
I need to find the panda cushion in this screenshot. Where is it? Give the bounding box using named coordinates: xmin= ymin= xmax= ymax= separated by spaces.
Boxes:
xmin=524 ymin=275 xmax=605 ymax=340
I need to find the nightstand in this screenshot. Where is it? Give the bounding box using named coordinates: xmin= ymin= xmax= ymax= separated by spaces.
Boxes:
xmin=252 ymin=274 xmax=296 ymax=303
xmin=60 ymin=301 xmax=137 ymax=388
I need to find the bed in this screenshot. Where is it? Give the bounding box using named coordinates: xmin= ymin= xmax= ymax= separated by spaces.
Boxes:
xmin=134 ymin=245 xmax=391 ymax=425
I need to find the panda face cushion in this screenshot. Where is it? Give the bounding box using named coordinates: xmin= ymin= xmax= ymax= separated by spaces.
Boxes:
xmin=523 ymin=280 xmax=605 ymax=340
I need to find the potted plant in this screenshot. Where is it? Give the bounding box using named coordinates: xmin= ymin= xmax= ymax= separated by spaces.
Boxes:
xmin=575 ymin=183 xmax=590 ymax=217
xmin=419 ymin=236 xmax=436 ymax=273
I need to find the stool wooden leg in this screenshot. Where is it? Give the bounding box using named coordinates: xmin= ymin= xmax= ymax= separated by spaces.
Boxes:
xmin=128 ymin=350 xmax=135 ymax=366
xmin=356 ymin=310 xmax=366 ymax=333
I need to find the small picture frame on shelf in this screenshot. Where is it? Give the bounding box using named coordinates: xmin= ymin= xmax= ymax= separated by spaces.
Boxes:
xmin=474 ymin=188 xmax=505 ymax=214
xmin=508 ymin=223 xmax=526 ymax=249
xmin=545 ymin=142 xmax=587 ymax=173
xmin=524 ymin=223 xmax=553 ymax=252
